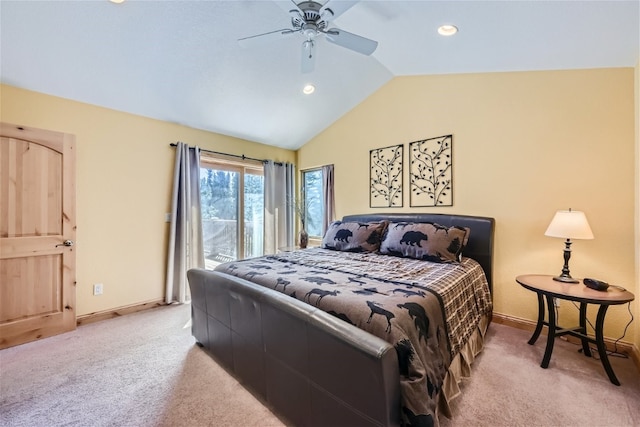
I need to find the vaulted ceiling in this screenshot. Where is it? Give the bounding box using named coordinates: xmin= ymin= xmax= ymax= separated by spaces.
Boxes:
xmin=1 ymin=1 xmax=638 ymax=150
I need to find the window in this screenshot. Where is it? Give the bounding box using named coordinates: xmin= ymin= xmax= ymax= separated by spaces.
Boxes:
xmin=200 ymin=156 xmax=264 ymax=268
xmin=302 ymin=169 xmax=324 ymax=238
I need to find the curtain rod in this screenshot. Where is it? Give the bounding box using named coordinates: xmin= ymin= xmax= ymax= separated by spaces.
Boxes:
xmin=170 ymin=142 xmax=282 ymax=165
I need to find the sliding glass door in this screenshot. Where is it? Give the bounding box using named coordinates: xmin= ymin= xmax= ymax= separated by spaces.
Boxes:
xmin=244 ymin=172 xmax=264 ymax=258
xmin=200 ymin=158 xmax=264 ymax=268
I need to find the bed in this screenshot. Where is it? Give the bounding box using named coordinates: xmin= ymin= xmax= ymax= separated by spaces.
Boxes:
xmin=188 ymin=213 xmax=494 ymax=427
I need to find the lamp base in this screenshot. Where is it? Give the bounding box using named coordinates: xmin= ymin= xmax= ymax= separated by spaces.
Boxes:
xmin=553 ymin=240 xmax=579 ymax=284
xmin=553 ymin=275 xmax=579 ymax=284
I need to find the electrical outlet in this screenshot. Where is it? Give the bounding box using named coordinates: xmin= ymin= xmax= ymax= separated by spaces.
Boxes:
xmin=93 ymin=283 xmax=103 ymax=296
xmin=553 ymin=298 xmax=560 ymax=307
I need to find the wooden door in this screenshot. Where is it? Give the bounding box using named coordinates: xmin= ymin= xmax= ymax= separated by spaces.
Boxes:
xmin=0 ymin=123 xmax=76 ymax=349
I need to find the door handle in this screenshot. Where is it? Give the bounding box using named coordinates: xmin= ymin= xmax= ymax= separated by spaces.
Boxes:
xmin=56 ymin=240 xmax=74 ymax=248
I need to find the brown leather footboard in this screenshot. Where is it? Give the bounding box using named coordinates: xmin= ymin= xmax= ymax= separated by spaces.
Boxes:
xmin=188 ymin=269 xmax=401 ymax=427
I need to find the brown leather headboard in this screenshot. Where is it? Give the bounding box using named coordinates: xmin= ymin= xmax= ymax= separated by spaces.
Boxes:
xmin=341 ymin=213 xmax=495 ymax=291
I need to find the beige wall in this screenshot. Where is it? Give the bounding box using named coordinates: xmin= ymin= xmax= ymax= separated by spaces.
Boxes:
xmin=2 ymin=67 xmax=637 ymax=347
xmin=1 ymin=84 xmax=295 ymax=316
xmin=298 ymin=68 xmax=637 ymax=342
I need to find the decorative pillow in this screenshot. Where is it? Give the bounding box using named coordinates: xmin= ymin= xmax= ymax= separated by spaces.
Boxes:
xmin=322 ymin=220 xmax=389 ymax=252
xmin=380 ymin=222 xmax=470 ymax=263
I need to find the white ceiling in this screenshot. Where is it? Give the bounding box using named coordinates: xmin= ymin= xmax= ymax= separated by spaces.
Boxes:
xmin=1 ymin=0 xmax=638 ymax=150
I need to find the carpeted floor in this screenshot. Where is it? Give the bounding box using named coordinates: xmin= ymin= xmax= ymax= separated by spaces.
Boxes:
xmin=1 ymin=304 xmax=638 ymax=426
xmin=0 ymin=304 xmax=285 ymax=427
xmin=440 ymin=320 xmax=640 ymax=426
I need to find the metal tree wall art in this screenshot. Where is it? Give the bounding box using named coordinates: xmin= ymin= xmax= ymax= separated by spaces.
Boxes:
xmin=409 ymin=135 xmax=453 ymax=206
xmin=370 ymin=144 xmax=403 ymax=207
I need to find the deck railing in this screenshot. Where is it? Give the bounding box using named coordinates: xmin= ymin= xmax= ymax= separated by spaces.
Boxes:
xmin=203 ymin=219 xmax=263 ymax=262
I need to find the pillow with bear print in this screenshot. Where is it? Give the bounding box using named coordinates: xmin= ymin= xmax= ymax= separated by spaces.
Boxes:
xmin=321 ymin=220 xmax=389 ymax=252
xmin=379 ymin=222 xmax=470 ymax=263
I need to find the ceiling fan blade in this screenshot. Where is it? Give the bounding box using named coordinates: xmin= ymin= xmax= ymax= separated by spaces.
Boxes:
xmin=320 ymin=1 xmax=358 ymax=20
xmin=301 ymin=40 xmax=316 ymax=73
xmin=238 ymin=28 xmax=296 ymax=48
xmin=325 ymin=28 xmax=378 ymax=55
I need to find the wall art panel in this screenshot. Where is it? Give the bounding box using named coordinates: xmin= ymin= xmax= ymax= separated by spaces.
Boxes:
xmin=409 ymin=135 xmax=453 ymax=207
xmin=370 ymin=144 xmax=403 ymax=208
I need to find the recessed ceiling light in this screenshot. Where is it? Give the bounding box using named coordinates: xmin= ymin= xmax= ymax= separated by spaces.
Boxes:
xmin=109 ymin=0 xmax=125 ymax=4
xmin=438 ymin=25 xmax=458 ymax=36
xmin=303 ymin=84 xmax=315 ymax=95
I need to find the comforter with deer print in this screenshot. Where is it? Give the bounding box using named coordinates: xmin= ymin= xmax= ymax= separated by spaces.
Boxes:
xmin=214 ymin=248 xmax=492 ymax=427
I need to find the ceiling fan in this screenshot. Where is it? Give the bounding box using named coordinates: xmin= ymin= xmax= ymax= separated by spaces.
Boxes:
xmin=238 ymin=0 xmax=378 ymax=73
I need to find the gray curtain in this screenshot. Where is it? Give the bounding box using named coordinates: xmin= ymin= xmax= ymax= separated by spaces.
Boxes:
xmin=165 ymin=142 xmax=204 ymax=304
xmin=322 ymin=164 xmax=335 ymax=236
xmin=264 ymin=161 xmax=295 ymax=254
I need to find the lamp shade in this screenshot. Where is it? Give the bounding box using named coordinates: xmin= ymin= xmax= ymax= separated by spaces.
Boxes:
xmin=544 ymin=210 xmax=594 ymax=240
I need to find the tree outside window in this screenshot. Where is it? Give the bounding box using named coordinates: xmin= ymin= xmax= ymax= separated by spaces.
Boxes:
xmin=302 ymin=169 xmax=324 ymax=238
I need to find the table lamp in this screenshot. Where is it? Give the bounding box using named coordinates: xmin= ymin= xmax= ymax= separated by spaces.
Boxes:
xmin=544 ymin=209 xmax=594 ymax=283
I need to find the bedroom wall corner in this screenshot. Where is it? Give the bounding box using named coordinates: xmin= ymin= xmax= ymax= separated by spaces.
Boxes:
xmin=634 ymin=58 xmax=640 ymax=353
xmin=0 ymin=84 xmax=296 ymax=316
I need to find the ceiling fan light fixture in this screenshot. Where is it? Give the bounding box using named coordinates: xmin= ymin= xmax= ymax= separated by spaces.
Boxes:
xmin=437 ymin=24 xmax=458 ymax=36
xmin=303 ymin=84 xmax=316 ymax=95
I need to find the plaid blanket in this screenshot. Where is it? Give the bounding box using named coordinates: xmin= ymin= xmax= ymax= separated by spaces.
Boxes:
xmin=215 ymin=248 xmax=492 ymax=426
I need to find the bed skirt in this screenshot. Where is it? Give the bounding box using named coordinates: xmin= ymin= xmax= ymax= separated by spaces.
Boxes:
xmin=438 ymin=314 xmax=491 ymax=419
